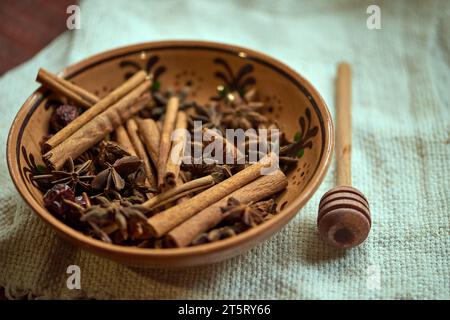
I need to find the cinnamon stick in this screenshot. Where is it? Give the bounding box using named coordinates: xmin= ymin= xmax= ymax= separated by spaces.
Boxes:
xmin=167 ymin=170 xmax=287 ymax=247
xmin=157 ymin=120 xmax=163 ymax=133
xmin=136 ymin=118 xmax=160 ymax=174
xmin=126 ymin=118 xmax=156 ymax=188
xmin=43 ymin=84 xmax=151 ymax=170
xmin=158 ymin=96 xmax=179 ymax=188
xmin=164 ymin=111 xmax=188 ymax=187
xmin=143 ymin=175 xmax=217 ymax=210
xmin=147 ymin=153 xmax=277 ymax=237
xmin=115 ymin=125 xmax=137 ymax=156
xmin=43 ymin=70 xmax=147 ymax=151
xmin=203 ymin=128 xmax=244 ymax=163
xmin=37 ymin=68 xmax=99 ymax=108
xmin=175 ymin=176 xmax=191 ymax=204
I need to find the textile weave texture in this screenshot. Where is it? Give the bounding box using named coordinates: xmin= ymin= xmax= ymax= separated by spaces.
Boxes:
xmin=0 ymin=0 xmax=449 ymax=299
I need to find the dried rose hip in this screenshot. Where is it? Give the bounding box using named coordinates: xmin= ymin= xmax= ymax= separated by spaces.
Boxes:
xmin=75 ymin=195 xmax=87 ymax=208
xmin=43 ymin=184 xmax=76 ymax=216
xmin=43 ymin=184 xmax=84 ymax=227
xmin=50 ymin=104 xmax=80 ymax=132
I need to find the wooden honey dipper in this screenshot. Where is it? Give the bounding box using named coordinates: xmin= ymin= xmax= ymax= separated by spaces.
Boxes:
xmin=317 ymin=63 xmax=371 ymax=248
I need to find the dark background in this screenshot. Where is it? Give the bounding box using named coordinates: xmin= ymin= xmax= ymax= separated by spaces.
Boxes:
xmin=0 ymin=0 xmax=75 ymax=75
xmin=0 ymin=0 xmax=74 ymax=298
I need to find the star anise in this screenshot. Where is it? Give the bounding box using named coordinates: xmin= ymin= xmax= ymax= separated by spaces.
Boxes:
xmin=221 ymin=100 xmax=269 ymax=130
xmin=92 ymin=156 xmax=143 ymax=192
xmin=181 ymin=159 xmax=233 ymax=182
xmin=214 ymin=87 xmax=270 ymax=130
xmin=150 ymin=86 xmax=193 ymax=119
xmin=122 ymin=165 xmax=157 ymax=202
xmin=137 ymin=238 xmax=166 ymax=249
xmin=221 ymin=197 xmax=276 ymax=227
xmin=191 ymin=223 xmax=248 ymax=246
xmin=92 ymin=162 xmax=125 ymax=192
xmin=80 ymin=196 xmax=150 ymax=242
xmin=97 ymin=141 xmax=130 ymax=169
xmin=33 ymin=157 xmax=94 ymax=191
xmin=189 ymin=101 xmax=225 ymax=132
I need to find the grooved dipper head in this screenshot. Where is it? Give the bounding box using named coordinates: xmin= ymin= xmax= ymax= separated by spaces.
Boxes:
xmin=317 ymin=186 xmax=371 ymax=248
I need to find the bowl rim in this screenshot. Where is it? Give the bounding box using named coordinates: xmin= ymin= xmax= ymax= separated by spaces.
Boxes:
xmin=6 ymin=40 xmax=333 ymax=260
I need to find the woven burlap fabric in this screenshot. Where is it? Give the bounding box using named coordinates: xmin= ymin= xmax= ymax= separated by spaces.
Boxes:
xmin=0 ymin=0 xmax=449 ymax=299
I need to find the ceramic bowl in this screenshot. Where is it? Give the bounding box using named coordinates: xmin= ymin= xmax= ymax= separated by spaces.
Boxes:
xmin=7 ymin=41 xmax=333 ymax=267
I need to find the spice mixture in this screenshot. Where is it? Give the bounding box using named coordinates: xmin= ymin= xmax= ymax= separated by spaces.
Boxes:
xmin=31 ymin=66 xmax=304 ymax=248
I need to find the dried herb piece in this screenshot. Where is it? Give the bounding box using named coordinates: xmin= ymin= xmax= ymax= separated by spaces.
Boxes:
xmin=189 ymin=102 xmax=224 ymax=132
xmin=123 ymin=165 xmax=156 ymax=202
xmin=179 ymin=195 xmax=276 ymax=246
xmin=136 ymin=238 xmax=166 ymax=248
xmin=221 ymin=100 xmax=269 ymax=130
xmin=80 ymin=197 xmax=150 ymax=242
xmin=63 ymin=197 xmax=113 ymax=243
xmin=191 ymin=223 xmax=247 ymax=246
xmin=181 ymin=160 xmax=233 ymax=182
xmin=75 ymin=148 xmax=97 ymax=165
xmin=114 ymin=156 xmax=145 ymax=176
xmin=151 ymin=86 xmax=193 ymax=119
xmin=97 ymin=141 xmax=130 ymax=169
xmin=221 ymin=197 xmax=276 ymax=227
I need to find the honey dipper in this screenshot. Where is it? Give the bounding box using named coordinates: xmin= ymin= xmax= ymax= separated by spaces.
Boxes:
xmin=317 ymin=63 xmax=371 ymax=248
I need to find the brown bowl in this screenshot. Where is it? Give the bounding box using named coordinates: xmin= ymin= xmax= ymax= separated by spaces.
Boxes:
xmin=6 ymin=41 xmax=333 ymax=267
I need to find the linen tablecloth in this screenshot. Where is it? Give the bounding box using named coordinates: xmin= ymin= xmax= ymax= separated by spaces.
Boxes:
xmin=0 ymin=0 xmax=449 ymax=299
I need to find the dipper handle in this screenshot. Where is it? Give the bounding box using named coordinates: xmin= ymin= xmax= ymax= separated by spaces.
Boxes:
xmin=336 ymin=63 xmax=352 ymax=186
xmin=317 ymin=63 xmax=371 ymax=248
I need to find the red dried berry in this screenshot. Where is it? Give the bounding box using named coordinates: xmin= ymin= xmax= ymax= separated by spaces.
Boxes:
xmin=43 ymin=184 xmax=85 ymax=228
xmin=75 ymin=195 xmax=87 ymax=208
xmin=50 ymin=104 xmax=80 ymax=132
xmin=43 ymin=184 xmax=75 ymax=217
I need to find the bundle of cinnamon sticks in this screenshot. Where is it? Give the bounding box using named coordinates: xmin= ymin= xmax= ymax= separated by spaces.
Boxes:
xmin=41 ymin=69 xmax=151 ymax=170
xmin=34 ymin=67 xmax=292 ymax=248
